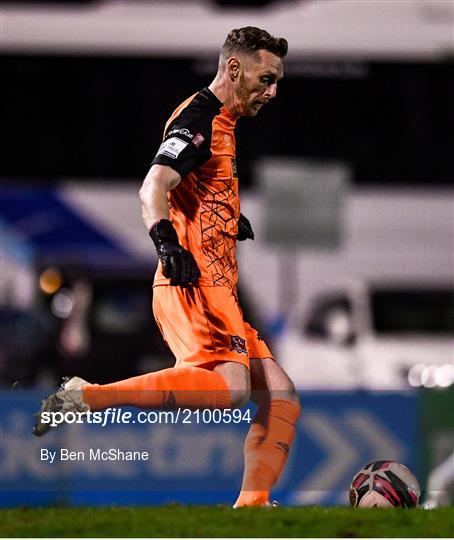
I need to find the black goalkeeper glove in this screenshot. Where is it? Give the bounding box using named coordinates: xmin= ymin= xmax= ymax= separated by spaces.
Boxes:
xmin=237 ymin=213 xmax=254 ymax=241
xmin=150 ymin=219 xmax=201 ymax=287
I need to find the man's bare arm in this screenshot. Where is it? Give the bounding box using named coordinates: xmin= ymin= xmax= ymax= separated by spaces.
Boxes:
xmin=139 ymin=164 xmax=200 ymax=286
xmin=139 ymin=164 xmax=181 ymax=231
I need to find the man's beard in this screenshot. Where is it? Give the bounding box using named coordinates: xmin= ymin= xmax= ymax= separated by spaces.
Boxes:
xmin=237 ymin=74 xmax=257 ymax=117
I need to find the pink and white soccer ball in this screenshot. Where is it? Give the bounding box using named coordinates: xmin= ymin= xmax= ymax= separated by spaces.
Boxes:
xmin=349 ymin=460 xmax=421 ymax=508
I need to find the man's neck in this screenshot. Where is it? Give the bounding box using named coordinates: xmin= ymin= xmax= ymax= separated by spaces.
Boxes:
xmin=209 ymin=74 xmax=240 ymax=119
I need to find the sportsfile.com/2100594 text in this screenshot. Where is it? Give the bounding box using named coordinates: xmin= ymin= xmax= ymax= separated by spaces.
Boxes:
xmin=39 ymin=407 xmax=252 ymax=428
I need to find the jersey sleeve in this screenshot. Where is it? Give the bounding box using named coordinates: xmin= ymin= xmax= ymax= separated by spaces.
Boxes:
xmin=151 ymin=102 xmax=214 ymax=178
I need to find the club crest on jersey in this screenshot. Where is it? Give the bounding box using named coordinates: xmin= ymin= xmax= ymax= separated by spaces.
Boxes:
xmin=229 ymin=335 xmax=247 ymax=355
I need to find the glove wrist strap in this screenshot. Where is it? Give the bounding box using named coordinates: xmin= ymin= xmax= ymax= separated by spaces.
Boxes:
xmin=149 ymin=219 xmax=179 ymax=247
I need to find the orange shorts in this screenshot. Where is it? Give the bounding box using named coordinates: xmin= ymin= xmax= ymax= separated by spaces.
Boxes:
xmin=152 ymin=285 xmax=273 ymax=369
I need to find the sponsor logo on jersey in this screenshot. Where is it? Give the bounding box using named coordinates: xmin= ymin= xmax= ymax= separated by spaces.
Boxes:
xmin=167 ymin=127 xmax=193 ymax=139
xmin=192 ymin=133 xmax=205 ymax=147
xmin=163 ymin=390 xmax=176 ymax=408
xmin=229 ymin=335 xmax=247 ymax=355
xmin=157 ymin=137 xmax=188 ymax=159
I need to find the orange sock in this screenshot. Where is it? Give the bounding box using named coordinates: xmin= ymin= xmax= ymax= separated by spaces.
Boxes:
xmin=234 ymin=399 xmax=301 ymax=507
xmin=82 ymin=366 xmax=231 ymax=411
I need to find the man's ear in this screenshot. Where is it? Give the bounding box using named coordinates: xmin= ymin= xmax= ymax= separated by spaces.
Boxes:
xmin=227 ymin=57 xmax=240 ymax=82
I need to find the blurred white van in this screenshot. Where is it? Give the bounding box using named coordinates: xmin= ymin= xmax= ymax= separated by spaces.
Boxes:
xmin=276 ymin=281 xmax=454 ymax=390
xmin=238 ymin=188 xmax=454 ymax=390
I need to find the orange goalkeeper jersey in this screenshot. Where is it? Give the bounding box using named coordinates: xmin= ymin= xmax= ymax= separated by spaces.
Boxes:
xmin=151 ymin=87 xmax=240 ymax=289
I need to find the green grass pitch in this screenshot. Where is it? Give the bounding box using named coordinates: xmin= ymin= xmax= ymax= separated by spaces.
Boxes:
xmin=0 ymin=506 xmax=453 ymax=537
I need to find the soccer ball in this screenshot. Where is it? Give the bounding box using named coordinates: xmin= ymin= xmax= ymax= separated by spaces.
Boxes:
xmin=349 ymin=460 xmax=420 ymax=508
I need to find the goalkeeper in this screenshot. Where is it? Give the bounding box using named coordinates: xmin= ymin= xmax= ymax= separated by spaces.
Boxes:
xmin=34 ymin=26 xmax=301 ymax=508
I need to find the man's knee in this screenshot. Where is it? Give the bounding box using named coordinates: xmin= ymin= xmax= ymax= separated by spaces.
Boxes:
xmin=269 ymin=381 xmax=300 ymax=407
xmin=283 ymin=378 xmax=299 ymax=404
xmin=229 ymin=388 xmax=250 ymax=409
xmin=213 ymin=361 xmax=250 ymax=408
xmin=250 ymin=357 xmax=300 ymax=406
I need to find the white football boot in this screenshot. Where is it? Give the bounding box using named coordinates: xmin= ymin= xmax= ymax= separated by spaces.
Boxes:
xmin=33 ymin=376 xmax=90 ymax=437
xmin=233 ymin=500 xmax=279 ymax=509
xmin=422 ymin=499 xmax=438 ymax=510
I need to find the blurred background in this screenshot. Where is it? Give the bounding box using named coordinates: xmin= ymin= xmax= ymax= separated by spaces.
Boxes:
xmin=0 ymin=0 xmax=453 ymax=508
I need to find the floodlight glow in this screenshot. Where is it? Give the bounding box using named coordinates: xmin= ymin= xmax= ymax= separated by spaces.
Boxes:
xmin=39 ymin=268 xmax=62 ymax=295
xmin=51 ymin=288 xmax=75 ymax=318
